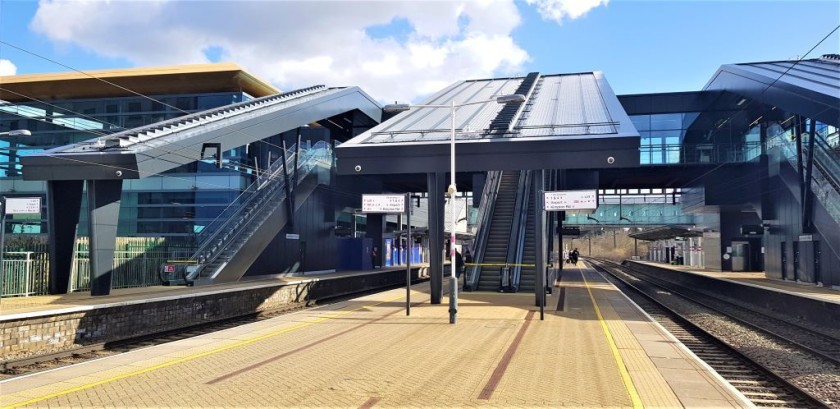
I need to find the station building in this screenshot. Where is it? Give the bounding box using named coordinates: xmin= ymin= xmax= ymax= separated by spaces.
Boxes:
xmin=1 ymin=55 xmax=838 ymax=297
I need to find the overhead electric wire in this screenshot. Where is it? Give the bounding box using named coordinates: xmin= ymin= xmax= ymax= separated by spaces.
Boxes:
xmin=0 ymin=39 xmax=316 ymax=173
xmin=571 ymin=24 xmax=840 ymax=231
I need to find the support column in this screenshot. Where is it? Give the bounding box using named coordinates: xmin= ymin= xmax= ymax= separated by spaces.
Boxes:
xmin=803 ymin=118 xmax=817 ymax=233
xmin=427 ymin=172 xmax=445 ymax=304
xmin=47 ymin=180 xmax=83 ymax=294
xmin=366 ymin=214 xmax=384 ymax=268
xmin=281 ymin=139 xmax=294 ymax=228
xmin=534 ymin=169 xmax=546 ymax=313
xmin=87 ymin=179 xmax=122 ymax=296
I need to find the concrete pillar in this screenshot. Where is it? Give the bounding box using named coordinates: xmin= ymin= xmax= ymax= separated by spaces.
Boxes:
xmin=87 ymin=179 xmax=123 ymax=296
xmin=47 ymin=180 xmax=84 ymax=294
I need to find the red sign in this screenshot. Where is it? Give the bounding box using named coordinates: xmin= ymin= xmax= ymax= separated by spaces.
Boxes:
xmin=164 ymin=265 xmax=176 ymax=273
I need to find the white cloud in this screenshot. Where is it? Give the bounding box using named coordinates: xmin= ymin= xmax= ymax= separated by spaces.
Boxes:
xmin=0 ymin=59 xmax=17 ymax=76
xmin=30 ymin=0 xmax=529 ymax=103
xmin=525 ymin=0 xmax=608 ymax=23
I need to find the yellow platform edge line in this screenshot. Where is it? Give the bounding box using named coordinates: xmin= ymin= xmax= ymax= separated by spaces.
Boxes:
xmin=1 ymin=292 xmax=410 ymax=409
xmin=580 ymin=265 xmax=644 ymax=409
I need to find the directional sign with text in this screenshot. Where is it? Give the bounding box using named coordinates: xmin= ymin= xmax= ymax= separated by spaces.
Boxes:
xmin=362 ymin=194 xmax=406 ymax=213
xmin=544 ymin=190 xmax=598 ymax=212
xmin=4 ymin=197 xmax=42 ymax=215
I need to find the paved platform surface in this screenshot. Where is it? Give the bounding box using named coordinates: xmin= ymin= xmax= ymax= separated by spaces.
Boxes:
xmin=633 ymin=260 xmax=840 ymax=305
xmin=0 ymin=262 xmax=750 ymax=408
xmin=0 ymin=266 xmax=419 ymax=318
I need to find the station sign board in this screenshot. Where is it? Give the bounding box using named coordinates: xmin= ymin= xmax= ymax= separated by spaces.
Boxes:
xmin=362 ymin=194 xmax=406 ymax=213
xmin=4 ymin=197 xmax=42 ymax=215
xmin=544 ymin=190 xmax=598 ymax=212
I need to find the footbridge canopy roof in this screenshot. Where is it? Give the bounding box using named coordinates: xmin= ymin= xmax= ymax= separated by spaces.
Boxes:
xmin=335 ymin=71 xmax=640 ymax=175
xmin=22 ymin=86 xmax=381 ymax=180
xmin=704 ymin=55 xmax=840 ymax=126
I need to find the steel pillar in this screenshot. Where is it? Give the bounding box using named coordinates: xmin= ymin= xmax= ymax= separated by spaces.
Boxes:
xmin=87 ymin=179 xmax=122 ymax=296
xmin=427 ymin=172 xmax=445 ymax=304
xmin=47 ymin=180 xmax=83 ymax=294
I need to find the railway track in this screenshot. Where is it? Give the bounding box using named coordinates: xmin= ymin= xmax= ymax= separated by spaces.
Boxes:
xmin=587 ymin=259 xmax=832 ymax=408
xmin=620 ymin=263 xmax=840 ymax=366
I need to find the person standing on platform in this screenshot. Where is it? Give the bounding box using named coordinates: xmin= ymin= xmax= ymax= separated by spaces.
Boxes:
xmin=463 ymin=249 xmax=473 ymax=275
xmin=370 ymin=246 xmax=378 ymax=269
xmin=571 ymin=248 xmax=579 ymax=264
xmin=455 ymin=249 xmax=463 ymax=278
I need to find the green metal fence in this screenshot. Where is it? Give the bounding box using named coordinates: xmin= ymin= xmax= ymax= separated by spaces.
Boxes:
xmin=1 ymin=236 xmax=194 ymax=297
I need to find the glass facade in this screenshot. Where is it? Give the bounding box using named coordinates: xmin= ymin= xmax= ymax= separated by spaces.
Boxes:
xmin=630 ymin=105 xmax=763 ymax=165
xmin=1 ymin=91 xmax=256 ymax=237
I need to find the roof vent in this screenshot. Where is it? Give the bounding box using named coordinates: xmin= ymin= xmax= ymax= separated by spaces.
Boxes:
xmin=818 ymin=54 xmax=840 ymax=64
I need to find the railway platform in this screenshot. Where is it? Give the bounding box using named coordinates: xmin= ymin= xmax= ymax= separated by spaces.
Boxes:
xmin=0 ymin=266 xmax=421 ymax=318
xmin=626 ymin=260 xmax=840 ymax=305
xmin=1 ymin=262 xmax=750 ymax=408
xmin=623 ymin=260 xmax=840 ymax=332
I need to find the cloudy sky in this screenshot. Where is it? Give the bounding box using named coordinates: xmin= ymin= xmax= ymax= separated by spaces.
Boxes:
xmin=0 ymin=0 xmax=838 ymax=103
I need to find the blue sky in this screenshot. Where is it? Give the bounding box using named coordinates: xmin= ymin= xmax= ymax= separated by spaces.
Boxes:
xmin=0 ymin=0 xmax=838 ymax=102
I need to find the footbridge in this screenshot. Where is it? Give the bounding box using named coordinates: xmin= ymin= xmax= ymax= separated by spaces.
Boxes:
xmin=22 ymin=85 xmax=382 ymax=295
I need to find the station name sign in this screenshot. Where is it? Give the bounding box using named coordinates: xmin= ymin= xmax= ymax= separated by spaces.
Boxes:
xmin=362 ymin=194 xmax=406 ymax=213
xmin=544 ymin=190 xmax=598 ymax=212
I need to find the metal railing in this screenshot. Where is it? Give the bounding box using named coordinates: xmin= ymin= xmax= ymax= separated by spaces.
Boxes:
xmin=767 ymin=124 xmax=840 ymax=224
xmin=640 ymin=141 xmax=763 ymax=165
xmin=189 ymin=141 xmax=333 ymax=279
xmin=191 ymin=143 xmax=300 ymax=260
xmin=1 ymin=252 xmax=49 ymax=297
xmin=1 ymin=237 xmax=193 ymax=297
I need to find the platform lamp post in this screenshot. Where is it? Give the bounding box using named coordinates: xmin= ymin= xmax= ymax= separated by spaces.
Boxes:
xmin=384 ymin=94 xmax=525 ymax=324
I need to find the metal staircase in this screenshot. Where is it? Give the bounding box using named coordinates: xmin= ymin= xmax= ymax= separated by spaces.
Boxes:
xmin=475 ymin=171 xmax=519 ymax=291
xmin=181 ymin=141 xmax=332 ymax=285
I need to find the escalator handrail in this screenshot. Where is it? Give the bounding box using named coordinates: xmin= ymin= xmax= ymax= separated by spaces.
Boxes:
xmin=466 ymin=171 xmax=502 ymax=290
xmin=509 ymin=171 xmax=531 ymax=291
xmin=189 ymin=142 xmax=330 ymax=271
xmin=191 ymin=144 xmax=301 ymax=260
xmin=809 ymin=134 xmax=840 ymax=190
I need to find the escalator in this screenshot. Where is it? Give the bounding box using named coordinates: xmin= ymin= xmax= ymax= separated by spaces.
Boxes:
xmin=770 ymin=123 xmax=840 ymax=279
xmin=517 ymin=188 xmax=537 ymax=292
xmin=174 ymin=141 xmax=332 ymax=285
xmin=475 ymin=171 xmax=519 ymax=291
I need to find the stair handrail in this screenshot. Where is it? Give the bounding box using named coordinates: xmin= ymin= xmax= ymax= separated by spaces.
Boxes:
xmin=766 ymin=122 xmax=840 ymax=266
xmin=505 ymin=170 xmax=530 ymax=291
xmin=810 ymin=133 xmax=840 ymax=191
xmin=192 ymin=143 xmax=299 ymax=255
xmin=465 ymin=170 xmax=502 ymax=290
xmin=190 ymin=143 xmax=309 ymax=264
xmin=95 ymin=85 xmax=327 ymax=149
xmin=189 ymin=142 xmax=332 ymax=280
